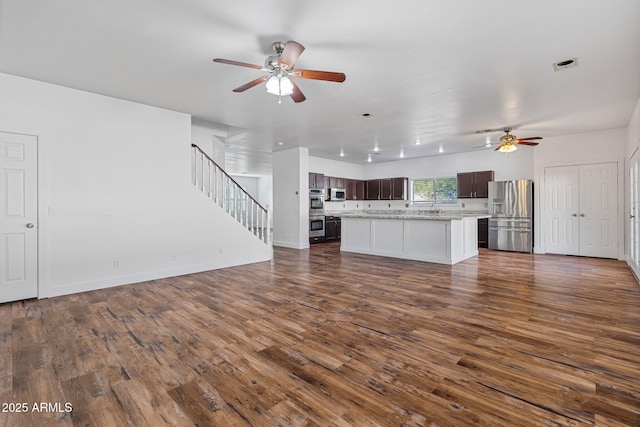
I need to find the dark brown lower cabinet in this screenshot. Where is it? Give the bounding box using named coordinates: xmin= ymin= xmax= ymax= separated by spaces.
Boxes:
xmin=478 ymin=218 xmax=488 ymax=248
xmin=325 ymin=216 xmax=341 ymax=241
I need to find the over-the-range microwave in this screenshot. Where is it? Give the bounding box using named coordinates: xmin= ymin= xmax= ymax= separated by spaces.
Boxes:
xmin=329 ymin=188 xmax=346 ymax=202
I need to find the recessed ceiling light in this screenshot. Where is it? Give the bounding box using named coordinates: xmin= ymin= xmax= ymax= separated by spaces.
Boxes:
xmin=485 ymin=136 xmax=492 ymax=146
xmin=367 ymin=153 xmax=372 ymax=162
xmin=400 ymin=149 xmax=404 ymax=158
xmin=415 ymin=139 xmax=421 ymax=145
xmin=373 ymin=145 xmax=379 ymax=152
xmin=339 ymin=148 xmax=345 ymax=157
xmin=277 ymin=141 xmax=284 ymax=146
xmin=553 ymin=57 xmax=578 ymax=71
xmin=438 ymin=145 xmax=444 ymax=153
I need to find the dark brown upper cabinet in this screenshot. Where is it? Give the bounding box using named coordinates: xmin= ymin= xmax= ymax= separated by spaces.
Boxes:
xmin=308 ymin=172 xmax=324 ymax=189
xmin=366 ymin=178 xmax=408 ymax=200
xmin=457 ymin=170 xmax=494 ymax=198
xmin=345 ymin=179 xmax=365 ymax=200
xmin=328 ymin=176 xmax=345 ymax=189
xmin=366 ymin=179 xmax=381 ymax=200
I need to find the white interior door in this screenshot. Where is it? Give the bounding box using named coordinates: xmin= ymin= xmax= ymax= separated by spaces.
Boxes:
xmin=545 ymin=165 xmax=580 ymax=255
xmin=544 ymin=162 xmax=618 ymax=259
xmin=0 ymin=132 xmax=38 ymax=303
xmin=579 ymin=162 xmax=618 ymax=258
xmin=629 ymin=154 xmax=640 ymax=273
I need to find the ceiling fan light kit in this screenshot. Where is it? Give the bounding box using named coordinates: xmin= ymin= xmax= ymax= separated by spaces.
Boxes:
xmin=265 ymin=75 xmax=294 ymax=104
xmin=472 ymin=128 xmax=543 ymax=153
xmin=213 ymin=40 xmax=346 ymax=104
xmin=497 ymin=143 xmax=517 ymax=153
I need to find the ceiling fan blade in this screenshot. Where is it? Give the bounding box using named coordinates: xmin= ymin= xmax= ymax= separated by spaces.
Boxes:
xmin=278 ymin=41 xmax=305 ymax=69
xmin=232 ymin=76 xmax=268 ymax=92
xmin=494 ymin=144 xmax=506 ymax=151
xmin=475 ymin=128 xmax=504 ymax=134
xmin=213 ymin=58 xmax=262 ymax=69
xmin=518 ymin=136 xmax=542 ymax=141
xmin=517 ymin=141 xmax=539 ymax=146
xmin=290 ymin=80 xmax=306 ymax=103
xmin=295 ymin=69 xmax=346 ymax=82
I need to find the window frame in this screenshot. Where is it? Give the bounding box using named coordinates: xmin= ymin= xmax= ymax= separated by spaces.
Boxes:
xmin=411 ymin=177 xmax=458 ymax=205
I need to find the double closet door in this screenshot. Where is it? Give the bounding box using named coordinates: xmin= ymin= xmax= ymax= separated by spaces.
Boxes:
xmin=544 ymin=162 xmax=618 ymax=258
xmin=629 ymin=153 xmax=640 ymax=275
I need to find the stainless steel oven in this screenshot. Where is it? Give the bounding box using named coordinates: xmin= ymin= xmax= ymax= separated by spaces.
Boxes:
xmin=309 ymin=188 xmax=325 ymax=215
xmin=309 ymin=216 xmax=325 ymax=238
xmin=309 ymin=188 xmax=326 ymax=243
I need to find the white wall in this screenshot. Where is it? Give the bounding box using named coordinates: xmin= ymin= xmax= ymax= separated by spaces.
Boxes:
xmin=0 ymin=72 xmax=271 ymax=298
xmin=362 ymin=148 xmax=534 ymax=181
xmin=533 ymin=127 xmax=627 ymax=256
xmin=191 ymin=122 xmax=226 ymax=167
xmin=257 ymin=175 xmax=273 ymax=213
xmin=627 ymin=97 xmax=640 ymax=158
xmin=272 ymin=147 xmax=309 ymax=249
xmin=309 ymin=156 xmax=364 ymax=179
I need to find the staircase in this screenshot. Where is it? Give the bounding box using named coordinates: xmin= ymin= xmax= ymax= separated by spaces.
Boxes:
xmin=191 ymin=144 xmax=270 ymax=245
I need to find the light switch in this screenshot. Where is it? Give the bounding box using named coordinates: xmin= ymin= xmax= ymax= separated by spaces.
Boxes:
xmin=48 ymin=206 xmax=56 ymax=215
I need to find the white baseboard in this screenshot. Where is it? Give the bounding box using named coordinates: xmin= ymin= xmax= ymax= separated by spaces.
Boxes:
xmin=43 ymin=255 xmax=271 ymax=299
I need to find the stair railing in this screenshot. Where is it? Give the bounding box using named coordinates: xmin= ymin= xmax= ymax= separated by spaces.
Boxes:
xmin=191 ymin=144 xmax=269 ymax=245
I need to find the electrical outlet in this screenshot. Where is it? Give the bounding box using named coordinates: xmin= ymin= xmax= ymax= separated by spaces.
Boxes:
xmin=461 ymin=202 xmax=465 ymax=208
xmin=113 ymin=259 xmax=119 ymax=269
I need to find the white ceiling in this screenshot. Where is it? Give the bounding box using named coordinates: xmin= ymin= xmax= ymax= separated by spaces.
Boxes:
xmin=1 ymin=0 xmax=639 ymax=175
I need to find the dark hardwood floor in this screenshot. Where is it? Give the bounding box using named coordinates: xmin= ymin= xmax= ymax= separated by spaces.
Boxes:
xmin=1 ymin=243 xmax=640 ymax=426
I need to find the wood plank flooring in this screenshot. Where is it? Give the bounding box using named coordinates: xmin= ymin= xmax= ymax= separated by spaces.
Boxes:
xmin=1 ymin=243 xmax=640 ymax=426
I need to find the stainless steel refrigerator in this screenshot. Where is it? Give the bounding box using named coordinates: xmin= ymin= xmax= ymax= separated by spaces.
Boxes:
xmin=488 ymin=180 xmax=533 ymax=253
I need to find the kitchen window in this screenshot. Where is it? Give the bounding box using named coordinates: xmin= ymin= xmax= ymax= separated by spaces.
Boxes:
xmin=412 ymin=177 xmax=458 ymax=204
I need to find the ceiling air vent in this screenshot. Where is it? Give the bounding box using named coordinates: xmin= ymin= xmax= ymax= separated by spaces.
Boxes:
xmin=553 ymin=57 xmax=579 ymax=72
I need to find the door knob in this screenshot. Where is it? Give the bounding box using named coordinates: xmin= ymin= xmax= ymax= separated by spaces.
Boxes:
xmin=571 ymin=213 xmax=577 ymax=217
xmin=580 ymin=214 xmax=585 ymax=217
xmin=26 ymin=223 xmax=34 ymax=228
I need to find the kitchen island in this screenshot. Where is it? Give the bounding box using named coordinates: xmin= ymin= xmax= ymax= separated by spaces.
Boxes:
xmin=340 ymin=211 xmax=490 ymax=265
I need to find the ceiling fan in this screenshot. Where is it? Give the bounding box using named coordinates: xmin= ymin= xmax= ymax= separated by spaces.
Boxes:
xmin=213 ymin=41 xmax=346 ymax=104
xmin=475 ymin=128 xmax=542 ymax=153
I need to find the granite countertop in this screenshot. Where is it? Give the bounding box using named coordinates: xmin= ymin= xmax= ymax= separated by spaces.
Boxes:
xmin=325 ymin=210 xmax=491 ymax=221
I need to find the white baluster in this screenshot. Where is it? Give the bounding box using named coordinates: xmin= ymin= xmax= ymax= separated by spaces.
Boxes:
xmin=207 ymin=160 xmax=212 ymax=198
xmin=244 ymin=195 xmax=249 ymax=228
xmin=213 ymin=165 xmax=218 ymax=204
xmin=191 ymin=146 xmax=196 ymax=186
xmin=266 ymin=208 xmax=270 ymax=245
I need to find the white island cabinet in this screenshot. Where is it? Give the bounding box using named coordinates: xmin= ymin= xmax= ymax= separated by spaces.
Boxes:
xmin=341 ymin=213 xmax=489 ymax=265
